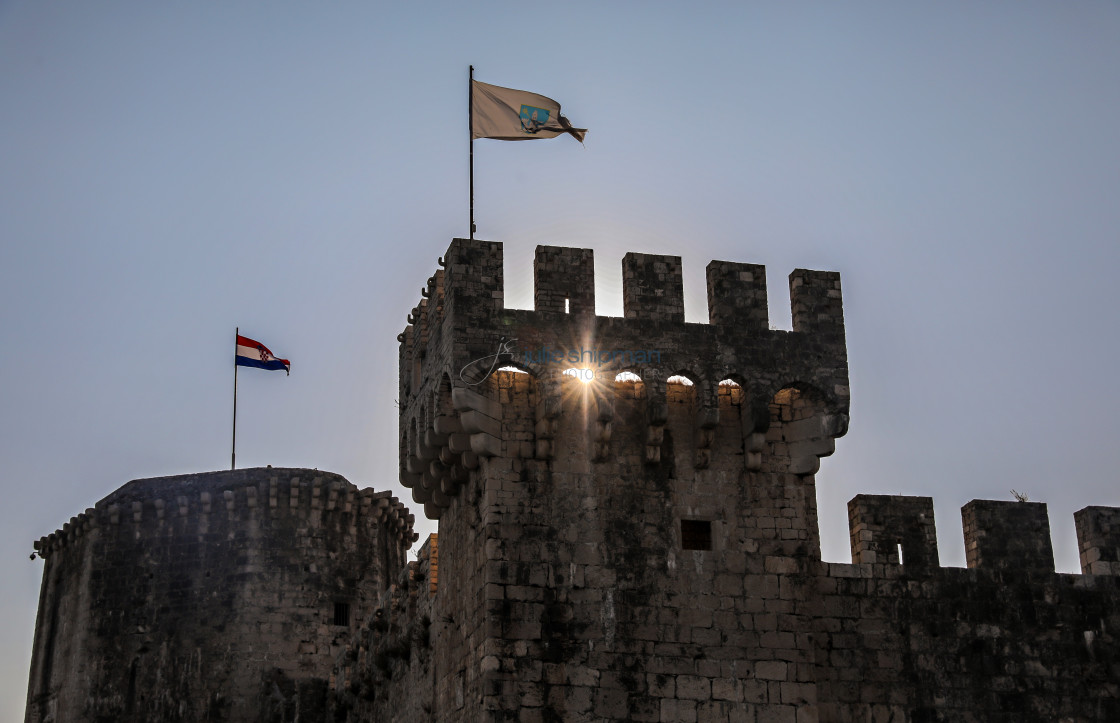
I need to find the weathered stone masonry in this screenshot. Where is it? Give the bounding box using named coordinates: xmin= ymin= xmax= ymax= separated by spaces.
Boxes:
xmin=342 ymin=238 xmax=1120 ymax=722
xmin=25 ymin=238 xmax=1120 ymax=722
xmin=25 ymin=468 xmax=416 ymax=723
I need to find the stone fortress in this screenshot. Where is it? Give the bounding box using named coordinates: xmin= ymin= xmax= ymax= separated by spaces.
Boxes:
xmin=25 ymin=239 xmax=1120 ymax=722
xmin=25 ymin=468 xmax=417 ymax=722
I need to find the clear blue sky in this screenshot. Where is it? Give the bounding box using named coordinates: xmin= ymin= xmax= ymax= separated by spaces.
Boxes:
xmin=3 ymin=2 xmax=1119 ymax=719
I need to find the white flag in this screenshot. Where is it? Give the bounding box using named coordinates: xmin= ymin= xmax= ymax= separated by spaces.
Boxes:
xmin=471 ymin=80 xmax=586 ymax=142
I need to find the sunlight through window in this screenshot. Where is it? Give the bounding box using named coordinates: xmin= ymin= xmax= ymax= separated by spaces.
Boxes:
xmin=563 ymin=368 xmax=595 ymax=384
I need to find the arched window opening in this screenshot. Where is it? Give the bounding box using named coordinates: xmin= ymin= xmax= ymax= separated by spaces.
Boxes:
xmin=717 ymin=378 xmax=744 ymax=406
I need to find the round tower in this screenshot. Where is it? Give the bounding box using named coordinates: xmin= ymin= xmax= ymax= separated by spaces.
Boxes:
xmin=25 ymin=467 xmax=417 ymax=723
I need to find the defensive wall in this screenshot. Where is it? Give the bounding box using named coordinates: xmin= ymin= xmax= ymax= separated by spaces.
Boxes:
xmin=324 ymin=239 xmax=1120 ymax=722
xmin=23 ymin=237 xmax=1120 ymax=722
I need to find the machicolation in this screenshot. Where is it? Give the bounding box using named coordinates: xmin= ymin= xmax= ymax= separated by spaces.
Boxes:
xmin=26 ymin=238 xmax=1120 ymax=722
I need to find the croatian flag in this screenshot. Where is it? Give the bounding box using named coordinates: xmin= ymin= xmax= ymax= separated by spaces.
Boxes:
xmin=235 ymin=334 xmax=290 ymax=375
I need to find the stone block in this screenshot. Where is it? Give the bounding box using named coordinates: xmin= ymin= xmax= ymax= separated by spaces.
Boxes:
xmin=676 ymin=674 xmax=712 ymax=700
xmin=755 ymin=660 xmax=788 ymax=681
xmin=962 ymin=499 xmax=1054 ymax=572
xmin=660 ymin=697 xmax=698 ymax=723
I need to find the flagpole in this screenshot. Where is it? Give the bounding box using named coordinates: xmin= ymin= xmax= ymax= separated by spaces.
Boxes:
xmin=469 ymin=64 xmax=475 ymax=240
xmin=232 ymin=327 xmax=238 ymax=470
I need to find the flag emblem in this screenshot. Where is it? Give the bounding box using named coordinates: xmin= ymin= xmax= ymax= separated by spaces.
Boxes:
xmin=235 ymin=334 xmax=290 ymax=375
xmin=471 ymin=79 xmax=586 ymax=142
xmin=519 ymin=105 xmax=550 ymax=134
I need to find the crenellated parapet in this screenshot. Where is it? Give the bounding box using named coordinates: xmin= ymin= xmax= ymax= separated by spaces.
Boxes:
xmin=825 ymin=496 xmax=1120 ymax=721
xmin=397 ymin=239 xmax=850 ymax=519
xmin=844 ymin=494 xmax=1120 ymax=577
xmin=29 ymin=233 xmax=1120 ymax=723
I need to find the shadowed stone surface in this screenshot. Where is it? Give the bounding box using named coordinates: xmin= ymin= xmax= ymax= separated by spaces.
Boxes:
xmin=25 ymin=468 xmax=416 ymax=723
xmin=26 ymin=239 xmax=1120 ymax=722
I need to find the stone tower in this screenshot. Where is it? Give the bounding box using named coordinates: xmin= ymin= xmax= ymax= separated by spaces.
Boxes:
xmin=25 ymin=468 xmax=416 ymax=723
xmin=25 ymin=238 xmax=1120 ymax=722
xmin=346 ymin=238 xmax=1120 ymax=722
xmin=389 ymin=239 xmax=852 ymax=721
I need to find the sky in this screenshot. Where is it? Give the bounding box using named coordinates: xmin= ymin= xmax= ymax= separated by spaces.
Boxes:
xmin=2 ymin=1 xmax=1119 ymax=719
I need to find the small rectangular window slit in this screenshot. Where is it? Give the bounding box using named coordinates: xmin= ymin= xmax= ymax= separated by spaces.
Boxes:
xmin=564 ymin=298 xmax=570 ymax=313
xmin=333 ymin=601 xmax=351 ymax=626
xmin=681 ymin=519 xmax=712 ymax=551
xmin=896 ymin=542 xmax=904 ymax=565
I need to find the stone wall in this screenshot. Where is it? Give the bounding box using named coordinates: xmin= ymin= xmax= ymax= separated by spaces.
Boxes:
xmin=819 ymin=497 xmax=1120 ymax=721
xmin=329 ymin=537 xmax=440 ymax=722
xmin=25 ymin=468 xmax=416 ymax=723
xmin=385 ymin=240 xmax=853 ymax=721
xmin=371 ymin=239 xmax=1120 ymax=722
xmin=25 ymin=238 xmax=1120 ymax=722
